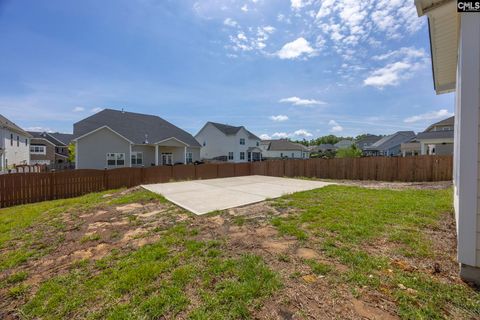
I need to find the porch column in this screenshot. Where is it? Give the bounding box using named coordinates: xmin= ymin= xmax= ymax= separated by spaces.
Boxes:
xmin=155 ymin=145 xmax=159 ymax=166
xmin=184 ymin=146 xmax=187 ymax=164
xmin=420 ymin=142 xmax=426 ymax=155
xmin=456 ymin=13 xmax=480 ymax=283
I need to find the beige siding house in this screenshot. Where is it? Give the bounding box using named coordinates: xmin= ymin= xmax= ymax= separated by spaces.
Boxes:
xmin=195 ymin=122 xmax=262 ymax=163
xmin=259 ymin=139 xmax=309 ymax=159
xmin=415 ymin=0 xmax=480 ymax=283
xmin=0 ymin=114 xmax=31 ymax=171
xmin=73 ymin=109 xmax=201 ymax=170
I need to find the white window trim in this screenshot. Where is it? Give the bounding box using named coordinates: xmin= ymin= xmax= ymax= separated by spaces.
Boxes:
xmin=186 ymin=152 xmax=193 ymax=163
xmin=240 ymin=138 xmax=245 ymax=145
xmin=30 ymin=145 xmax=46 ymax=155
xmin=228 ymin=152 xmax=234 ymax=160
xmin=106 ymin=153 xmax=126 ymax=167
xmin=131 ymin=151 xmax=143 ymax=166
xmin=240 ymin=152 xmax=245 ymax=160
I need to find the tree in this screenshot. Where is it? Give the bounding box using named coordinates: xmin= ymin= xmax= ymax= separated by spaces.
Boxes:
xmin=336 ymin=144 xmax=362 ymax=158
xmin=68 ymin=143 xmax=75 ymax=163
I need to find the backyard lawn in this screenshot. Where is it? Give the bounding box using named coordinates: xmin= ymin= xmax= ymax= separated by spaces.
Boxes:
xmin=0 ymin=182 xmax=479 ymax=319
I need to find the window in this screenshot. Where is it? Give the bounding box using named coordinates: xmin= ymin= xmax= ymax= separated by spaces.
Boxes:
xmin=30 ymin=145 xmax=46 ymax=154
xmin=106 ymin=153 xmax=125 ymax=166
xmin=131 ymin=152 xmax=143 ymax=165
xmin=240 ymin=138 xmax=245 ymax=145
xmin=17 ymin=135 xmax=19 ymax=147
xmin=203 ymin=141 xmax=206 ymax=146
xmin=240 ymin=152 xmax=245 ymax=160
xmin=291 ymin=153 xmax=294 ymax=158
xmin=10 ymin=134 xmax=13 ymax=146
xmin=280 ymin=153 xmax=283 ymax=157
xmin=256 ymin=141 xmax=259 ymax=146
xmin=228 ymin=152 xmax=234 ymax=160
xmin=25 ymin=138 xmax=28 ymax=146
xmin=186 ymin=152 xmax=193 ymax=163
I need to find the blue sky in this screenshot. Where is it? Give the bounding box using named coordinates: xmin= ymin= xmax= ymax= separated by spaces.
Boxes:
xmin=0 ymin=0 xmax=454 ymax=140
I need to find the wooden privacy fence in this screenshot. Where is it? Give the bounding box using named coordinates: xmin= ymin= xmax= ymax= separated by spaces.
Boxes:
xmin=0 ymin=155 xmax=452 ymax=208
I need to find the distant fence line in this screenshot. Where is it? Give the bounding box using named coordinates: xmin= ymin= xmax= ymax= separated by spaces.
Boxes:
xmin=0 ymin=155 xmax=453 ymax=208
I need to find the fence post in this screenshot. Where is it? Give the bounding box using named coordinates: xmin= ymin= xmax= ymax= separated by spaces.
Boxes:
xmin=49 ymin=171 xmax=55 ymax=200
xmin=141 ymin=167 xmax=145 ymax=184
xmin=103 ymin=168 xmax=108 ymax=190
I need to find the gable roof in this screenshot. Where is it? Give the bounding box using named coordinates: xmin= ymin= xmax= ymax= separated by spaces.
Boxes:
xmin=365 ymin=131 xmax=416 ymax=151
xmin=207 ymin=122 xmax=260 ymax=140
xmin=261 ymin=139 xmax=308 ymax=151
xmin=417 ymin=130 xmax=454 ymax=140
xmin=0 ymin=114 xmax=32 ymax=137
xmin=424 ymin=116 xmax=454 ymax=132
xmin=355 ymin=135 xmax=382 ymax=145
xmin=49 ymin=132 xmax=74 ymax=145
xmin=73 ymin=109 xmax=201 ymax=147
xmin=28 ymin=131 xmax=72 ymax=146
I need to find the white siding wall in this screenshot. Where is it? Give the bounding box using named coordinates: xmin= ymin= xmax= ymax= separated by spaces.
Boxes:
xmin=1 ymin=128 xmax=30 ymax=168
xmin=195 ymin=124 xmax=259 ymax=163
xmin=262 ymin=150 xmax=304 ymax=159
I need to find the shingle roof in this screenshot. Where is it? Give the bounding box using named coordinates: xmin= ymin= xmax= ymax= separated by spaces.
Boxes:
xmin=0 ymin=114 xmax=31 ymax=137
xmin=49 ymin=132 xmax=74 ymax=145
xmin=424 ymin=116 xmax=454 ymax=132
xmin=27 ymin=131 xmax=72 ymax=146
xmin=208 ymin=122 xmax=260 ymax=140
xmin=417 ymin=130 xmax=454 ymax=140
xmin=308 ymin=144 xmax=336 ymax=152
xmin=365 ymin=131 xmax=416 ymax=151
xmin=355 ymin=135 xmax=382 ymax=145
xmin=73 ymin=109 xmax=201 ymax=147
xmin=261 ymin=139 xmax=308 ymax=151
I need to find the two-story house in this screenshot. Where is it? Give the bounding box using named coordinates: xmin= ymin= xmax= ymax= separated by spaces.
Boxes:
xmin=416 ymin=116 xmax=454 ymax=155
xmin=0 ymin=114 xmax=31 ymax=171
xmin=28 ymin=131 xmax=73 ymax=168
xmin=195 ymin=122 xmax=262 ymax=163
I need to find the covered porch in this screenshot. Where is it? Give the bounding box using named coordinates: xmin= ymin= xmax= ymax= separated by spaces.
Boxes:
xmin=132 ymin=138 xmax=192 ymax=167
xmin=247 ymin=147 xmax=262 ymax=162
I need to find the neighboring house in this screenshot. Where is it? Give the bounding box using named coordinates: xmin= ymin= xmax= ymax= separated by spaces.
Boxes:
xmin=195 ymin=122 xmax=261 ymax=163
xmin=27 ymin=131 xmax=73 ymax=167
xmin=308 ymin=144 xmax=336 ymax=153
xmin=400 ymin=138 xmax=421 ymax=157
xmin=334 ymin=139 xmax=354 ymax=149
xmin=355 ymin=135 xmax=382 ymax=150
xmin=415 ymin=0 xmax=479 ymax=283
xmin=416 ymin=116 xmax=454 ymax=155
xmin=363 ymin=131 xmax=416 ymax=156
xmin=73 ymin=109 xmax=201 ymax=169
xmin=0 ymin=114 xmax=31 ymax=170
xmin=259 ymin=139 xmax=310 ymax=159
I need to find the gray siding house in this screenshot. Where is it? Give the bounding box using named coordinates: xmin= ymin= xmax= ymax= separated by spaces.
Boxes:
xmin=260 ymin=139 xmax=309 ymax=159
xmin=364 ymin=131 xmax=416 ymax=156
xmin=73 ymin=109 xmax=201 ymax=169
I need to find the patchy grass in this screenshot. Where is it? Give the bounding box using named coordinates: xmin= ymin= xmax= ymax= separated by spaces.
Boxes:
xmin=270 ymin=185 xmax=480 ymax=319
xmin=21 ymin=225 xmax=280 ymax=319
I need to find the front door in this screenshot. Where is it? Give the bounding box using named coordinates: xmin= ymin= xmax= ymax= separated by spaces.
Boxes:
xmin=161 ymin=153 xmax=173 ymax=165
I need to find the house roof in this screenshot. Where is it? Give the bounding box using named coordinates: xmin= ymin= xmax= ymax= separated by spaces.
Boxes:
xmin=49 ymin=132 xmax=74 ymax=145
xmin=28 ymin=131 xmax=72 ymax=146
xmin=355 ymin=135 xmax=382 ymax=145
xmin=417 ymin=130 xmax=454 ymax=140
xmin=73 ymin=109 xmax=201 ymax=147
xmin=365 ymin=131 xmax=416 ymax=151
xmin=308 ymin=144 xmax=335 ymax=152
xmin=424 ymin=116 xmax=454 ymax=132
xmin=261 ymin=139 xmax=308 ymax=151
xmin=208 ymin=122 xmax=260 ymax=140
xmin=415 ymin=0 xmax=458 ymax=94
xmin=334 ymin=139 xmax=354 ymax=148
xmin=0 ymin=114 xmax=32 ymax=137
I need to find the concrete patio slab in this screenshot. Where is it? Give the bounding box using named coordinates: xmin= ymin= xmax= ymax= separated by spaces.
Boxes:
xmin=142 ymin=175 xmax=333 ymax=215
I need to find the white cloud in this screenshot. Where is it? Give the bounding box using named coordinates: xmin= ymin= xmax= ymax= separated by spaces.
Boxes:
xmin=73 ymin=106 xmax=85 ymax=112
xmin=279 ymin=96 xmax=326 ymax=106
xmin=241 ymin=4 xmax=248 ymax=12
xmin=328 ymin=120 xmax=344 ymax=132
xmin=223 ymin=18 xmax=238 ymax=27
xmin=276 ymin=37 xmax=316 ymax=60
xmin=372 ymin=47 xmax=426 ymax=61
xmin=272 ymin=132 xmax=289 ymax=138
xmin=363 ymin=61 xmax=411 ymax=88
xmin=25 ymin=126 xmax=54 ymax=133
xmin=259 ymin=133 xmax=271 ymax=140
xmin=404 ymin=109 xmax=454 ymax=123
xmin=291 ymin=0 xmax=312 ymax=10
xmin=91 ymin=107 xmax=103 ymax=113
xmin=293 ymin=129 xmax=312 ymax=137
xmin=269 ymin=114 xmax=289 ymax=122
